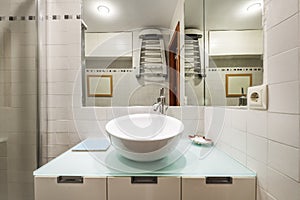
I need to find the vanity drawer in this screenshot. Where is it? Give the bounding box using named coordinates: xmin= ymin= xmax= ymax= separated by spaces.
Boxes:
xmin=107 ymin=176 xmax=181 ymax=200
xmin=35 ymin=176 xmax=106 ymax=200
xmin=182 ymin=176 xmax=256 ymax=200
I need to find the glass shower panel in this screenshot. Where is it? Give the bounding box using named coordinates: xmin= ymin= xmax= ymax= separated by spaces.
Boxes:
xmin=0 ymin=0 xmax=38 ymax=200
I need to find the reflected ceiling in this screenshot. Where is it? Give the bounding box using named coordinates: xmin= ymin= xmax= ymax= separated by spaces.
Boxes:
xmin=83 ymin=0 xmax=179 ymax=32
xmin=185 ymin=0 xmax=262 ymax=30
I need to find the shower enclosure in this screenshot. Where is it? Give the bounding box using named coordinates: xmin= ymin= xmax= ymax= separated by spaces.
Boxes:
xmin=0 ymin=0 xmax=42 ymax=199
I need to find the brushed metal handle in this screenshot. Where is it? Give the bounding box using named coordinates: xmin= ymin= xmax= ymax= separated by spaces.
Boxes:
xmin=206 ymin=177 xmax=232 ymax=184
xmin=131 ymin=176 xmax=158 ymax=184
xmin=57 ymin=176 xmax=83 ymax=184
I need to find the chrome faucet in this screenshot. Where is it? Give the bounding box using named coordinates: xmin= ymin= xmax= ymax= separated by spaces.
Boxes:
xmin=153 ymin=88 xmax=168 ymax=114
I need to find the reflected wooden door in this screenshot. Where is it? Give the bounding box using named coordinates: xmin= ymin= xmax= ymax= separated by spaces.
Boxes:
xmin=169 ymin=22 xmax=180 ymax=106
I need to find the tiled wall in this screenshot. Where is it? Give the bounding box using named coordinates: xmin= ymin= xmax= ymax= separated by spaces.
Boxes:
xmin=46 ymin=105 xmax=204 ymax=161
xmin=0 ymin=0 xmax=38 ymax=200
xmin=39 ymin=0 xmax=82 ymax=163
xmin=206 ymin=0 xmax=300 ymax=199
xmin=43 ymin=0 xmax=300 ymax=199
xmin=41 ymin=0 xmax=205 ymax=162
xmin=0 ymin=139 xmax=7 ymax=200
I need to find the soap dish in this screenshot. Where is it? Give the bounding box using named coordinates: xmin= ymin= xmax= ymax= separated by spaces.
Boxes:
xmin=189 ymin=135 xmax=213 ymax=146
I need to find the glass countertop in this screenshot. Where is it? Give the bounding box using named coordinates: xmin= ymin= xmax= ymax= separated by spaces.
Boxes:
xmin=34 ymin=139 xmax=255 ymax=177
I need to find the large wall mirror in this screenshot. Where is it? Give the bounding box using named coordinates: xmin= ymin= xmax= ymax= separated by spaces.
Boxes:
xmin=82 ymin=0 xmax=263 ymax=107
xmin=184 ymin=0 xmax=263 ymax=106
xmin=82 ymin=0 xmax=179 ymax=107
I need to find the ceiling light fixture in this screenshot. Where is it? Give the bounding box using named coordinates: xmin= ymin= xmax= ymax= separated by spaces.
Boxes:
xmin=97 ymin=5 xmax=110 ymax=16
xmin=247 ymin=2 xmax=262 ymax=12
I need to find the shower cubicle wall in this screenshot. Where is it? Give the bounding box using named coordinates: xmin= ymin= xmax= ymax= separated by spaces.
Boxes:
xmin=0 ymin=0 xmax=38 ymax=200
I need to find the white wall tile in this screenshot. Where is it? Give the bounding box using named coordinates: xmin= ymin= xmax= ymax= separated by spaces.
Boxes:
xmin=94 ymin=108 xmax=108 ymax=121
xmin=47 ymin=95 xmax=72 ymax=108
xmin=267 ymin=48 xmax=299 ymax=84
xmin=48 ymin=83 xmax=75 ymax=95
xmin=0 ymin=158 xmax=7 ymax=170
xmin=247 ymin=156 xmax=268 ymax=190
xmin=48 ymin=108 xmax=73 ymax=120
xmin=268 ymin=112 xmax=300 ymax=148
xmin=230 ymin=147 xmax=247 ymax=166
xmin=182 ymin=106 xmax=203 ymax=120
xmin=182 ymin=119 xmax=202 ymax=136
xmin=47 ymin=144 xmax=69 ymax=157
xmin=106 ymin=107 xmax=131 ymax=120
xmin=265 ymin=0 xmax=299 ymax=29
xmin=166 ymin=106 xmax=183 ymax=120
xmin=73 ymin=120 xmax=103 ymax=134
xmin=204 ymin=107 xmax=226 ymax=136
xmin=46 ymin=2 xmax=81 ymax=15
xmin=231 ymin=129 xmax=247 ymax=153
xmin=73 ymin=107 xmax=98 ymax=120
xmin=55 ymin=133 xmax=71 ymax=145
xmin=219 ymin=126 xmax=233 ymax=145
xmin=247 ymin=133 xmax=268 ymax=164
xmin=267 ymin=14 xmax=299 ymax=57
xmin=231 ymin=109 xmax=247 ymax=132
xmin=256 ymin=186 xmax=268 ymax=200
xmin=268 ymin=81 xmax=299 ymax=114
xmin=247 ymin=110 xmax=267 ymax=138
xmin=267 ymin=167 xmax=300 ymax=200
xmin=47 ymin=120 xmax=69 ymax=133
xmin=268 ymin=141 xmax=300 ymax=181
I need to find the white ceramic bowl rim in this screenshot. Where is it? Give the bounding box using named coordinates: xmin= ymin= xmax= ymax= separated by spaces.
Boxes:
xmin=105 ymin=113 xmax=184 ymax=141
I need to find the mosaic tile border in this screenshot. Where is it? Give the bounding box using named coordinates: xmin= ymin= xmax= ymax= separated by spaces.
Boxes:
xmin=0 ymin=14 xmax=81 ymax=22
xmin=86 ymin=69 xmax=134 ymax=73
xmin=0 ymin=16 xmax=36 ymax=21
xmin=206 ymin=67 xmax=263 ymax=72
xmin=86 ymin=67 xmax=261 ymax=73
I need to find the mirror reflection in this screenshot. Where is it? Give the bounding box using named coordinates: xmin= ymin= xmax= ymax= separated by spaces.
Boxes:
xmin=82 ymin=0 xmax=179 ymax=107
xmin=184 ymin=0 xmax=263 ymax=106
xmin=82 ymin=0 xmax=263 ymax=107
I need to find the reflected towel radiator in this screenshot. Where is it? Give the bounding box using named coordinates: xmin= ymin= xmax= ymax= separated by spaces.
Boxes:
xmin=184 ymin=29 xmax=203 ymax=77
xmin=136 ymin=29 xmax=167 ymax=80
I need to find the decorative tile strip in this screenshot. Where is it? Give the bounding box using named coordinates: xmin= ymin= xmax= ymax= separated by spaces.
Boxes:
xmin=206 ymin=67 xmax=263 ymax=72
xmin=0 ymin=14 xmax=80 ymax=22
xmin=86 ymin=69 xmax=134 ymax=73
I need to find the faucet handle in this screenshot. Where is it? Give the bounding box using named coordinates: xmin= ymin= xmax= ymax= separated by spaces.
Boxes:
xmin=159 ymin=88 xmax=165 ymax=96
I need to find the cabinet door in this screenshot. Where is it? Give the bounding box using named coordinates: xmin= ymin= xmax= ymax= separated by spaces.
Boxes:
xmin=182 ymin=177 xmax=256 ymax=200
xmin=35 ymin=176 xmax=106 ymax=200
xmin=108 ymin=176 xmax=181 ymax=200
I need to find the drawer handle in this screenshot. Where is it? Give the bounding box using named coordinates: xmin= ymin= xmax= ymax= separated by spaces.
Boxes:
xmin=57 ymin=176 xmax=83 ymax=184
xmin=206 ymin=177 xmax=232 ymax=184
xmin=131 ymin=176 xmax=158 ymax=184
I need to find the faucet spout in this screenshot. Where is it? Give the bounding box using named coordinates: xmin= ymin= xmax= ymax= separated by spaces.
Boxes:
xmin=153 ymin=88 xmax=168 ymax=114
xmin=153 ymin=102 xmax=162 ymax=111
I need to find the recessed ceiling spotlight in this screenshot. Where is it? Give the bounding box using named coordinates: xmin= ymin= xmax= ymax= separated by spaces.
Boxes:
xmin=247 ymin=2 xmax=262 ymax=12
xmin=97 ymin=5 xmax=110 ymax=16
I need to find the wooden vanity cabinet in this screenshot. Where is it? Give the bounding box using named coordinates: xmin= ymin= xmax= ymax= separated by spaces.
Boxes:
xmin=182 ymin=177 xmax=256 ymax=200
xmin=34 ymin=176 xmax=106 ymax=200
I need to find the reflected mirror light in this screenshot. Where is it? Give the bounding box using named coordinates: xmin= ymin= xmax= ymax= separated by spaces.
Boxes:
xmin=247 ymin=2 xmax=262 ymax=12
xmin=97 ymin=5 xmax=110 ymax=16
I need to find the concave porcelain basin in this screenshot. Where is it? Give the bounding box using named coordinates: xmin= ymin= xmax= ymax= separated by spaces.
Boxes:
xmin=105 ymin=113 xmax=184 ymax=162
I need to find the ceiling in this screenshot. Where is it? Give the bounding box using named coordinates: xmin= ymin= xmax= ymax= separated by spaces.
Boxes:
xmin=83 ymin=0 xmax=179 ymax=32
xmin=185 ymin=0 xmax=263 ymax=31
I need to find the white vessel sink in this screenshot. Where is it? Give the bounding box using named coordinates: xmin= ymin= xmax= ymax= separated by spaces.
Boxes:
xmin=105 ymin=113 xmax=184 ymax=162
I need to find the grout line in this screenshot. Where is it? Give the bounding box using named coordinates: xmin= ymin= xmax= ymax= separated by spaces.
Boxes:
xmin=265 ymin=12 xmax=299 ymax=31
